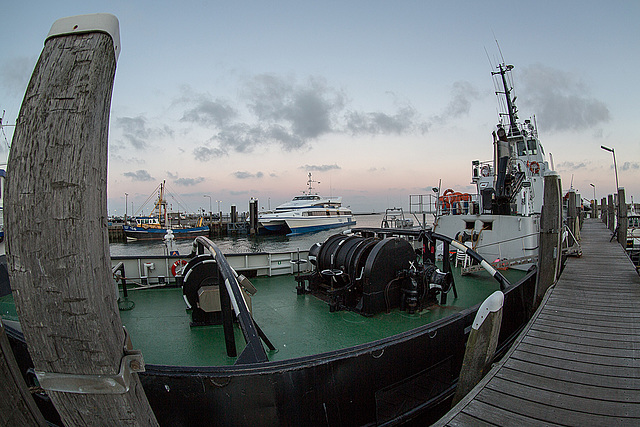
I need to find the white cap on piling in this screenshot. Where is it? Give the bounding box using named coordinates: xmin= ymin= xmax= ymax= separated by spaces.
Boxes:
xmin=472 ymin=290 xmax=504 ymax=330
xmin=46 ymin=13 xmax=121 ymax=62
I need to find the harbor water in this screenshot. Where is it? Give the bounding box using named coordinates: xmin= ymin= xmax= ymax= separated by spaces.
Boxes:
xmin=109 ymin=213 xmax=430 ymax=256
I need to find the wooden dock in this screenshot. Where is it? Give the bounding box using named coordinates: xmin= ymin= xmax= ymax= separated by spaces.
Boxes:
xmin=435 ymin=218 xmax=640 ymax=426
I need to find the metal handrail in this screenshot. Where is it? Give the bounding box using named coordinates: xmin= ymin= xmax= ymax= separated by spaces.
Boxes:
xmin=194 ymin=236 xmax=272 ymax=364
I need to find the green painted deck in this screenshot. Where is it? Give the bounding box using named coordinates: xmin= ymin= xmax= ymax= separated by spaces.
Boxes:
xmin=1 ymin=263 xmax=526 ymax=367
xmin=115 ymin=266 xmax=525 ymax=367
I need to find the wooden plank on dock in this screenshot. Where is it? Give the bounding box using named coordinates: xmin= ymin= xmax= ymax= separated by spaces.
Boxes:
xmin=435 ymin=219 xmax=640 ymax=426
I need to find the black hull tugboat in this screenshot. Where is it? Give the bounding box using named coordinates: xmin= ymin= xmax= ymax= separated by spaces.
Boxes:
xmin=0 ymin=14 xmax=546 ymax=427
xmin=3 ymin=230 xmax=537 ymax=426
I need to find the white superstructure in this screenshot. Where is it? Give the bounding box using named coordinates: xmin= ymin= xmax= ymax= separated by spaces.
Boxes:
xmin=259 ymin=174 xmax=355 ymax=235
xmin=434 ymin=63 xmax=550 ymax=270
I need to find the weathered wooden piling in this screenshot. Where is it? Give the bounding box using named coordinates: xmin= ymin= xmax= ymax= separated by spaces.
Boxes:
xmin=567 ymin=189 xmax=577 ymax=248
xmin=6 ymin=14 xmax=157 ymax=426
xmin=249 ymin=199 xmax=259 ymax=235
xmin=452 ymin=290 xmax=504 ymax=406
xmin=617 ymin=187 xmax=627 ymax=245
xmin=536 ymin=171 xmax=562 ymax=304
xmin=608 ymin=194 xmax=615 ymax=232
xmin=601 ymin=197 xmax=607 ymax=224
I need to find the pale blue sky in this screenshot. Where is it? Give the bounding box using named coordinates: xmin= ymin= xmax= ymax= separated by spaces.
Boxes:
xmin=1 ymin=1 xmax=639 ymax=214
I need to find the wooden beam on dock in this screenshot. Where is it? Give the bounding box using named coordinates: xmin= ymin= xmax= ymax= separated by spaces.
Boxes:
xmin=5 ymin=14 xmax=157 ymax=425
xmin=434 ymin=219 xmax=640 ymax=426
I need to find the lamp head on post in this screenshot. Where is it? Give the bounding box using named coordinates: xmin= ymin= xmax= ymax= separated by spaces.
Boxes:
xmin=600 ymin=145 xmax=619 ymax=192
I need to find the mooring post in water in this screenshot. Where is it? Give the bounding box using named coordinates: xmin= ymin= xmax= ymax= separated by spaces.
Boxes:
xmin=452 ymin=290 xmax=504 ymax=406
xmin=249 ymin=199 xmax=259 ymax=235
xmin=6 ymin=14 xmax=158 ymax=426
xmin=0 ymin=322 xmax=47 ymax=426
xmin=617 ymin=187 xmax=627 ymax=246
xmin=535 ymin=171 xmax=562 ymax=306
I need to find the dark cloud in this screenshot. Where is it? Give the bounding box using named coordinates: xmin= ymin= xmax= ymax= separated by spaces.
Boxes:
xmin=181 ymin=98 xmax=237 ymax=127
xmin=174 ymin=177 xmax=205 ymax=186
xmin=216 ymin=123 xmax=265 ymax=153
xmin=115 ymin=116 xmax=173 ymax=149
xmin=443 ymin=81 xmax=479 ymax=118
xmin=345 ymin=106 xmax=418 ymax=135
xmin=242 ymin=74 xmax=344 ymax=148
xmin=233 ymin=171 xmax=264 ymax=179
xmin=117 ymin=116 xmax=150 ymax=149
xmin=299 ymin=164 xmax=341 ymax=172
xmin=193 ymin=145 xmax=227 ymax=161
xmin=621 ymin=162 xmax=640 ymax=171
xmin=430 ymin=81 xmax=480 ymax=125
xmin=519 ymin=64 xmax=610 ymax=131
xmin=177 ymin=73 xmax=434 ymax=161
xmin=123 ymin=169 xmax=154 ymax=181
xmin=557 ymin=161 xmax=588 ymax=171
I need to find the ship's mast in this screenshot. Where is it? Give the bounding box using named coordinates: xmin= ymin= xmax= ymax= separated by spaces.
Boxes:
xmin=492 ymin=63 xmax=519 ymax=136
xmin=305 ymin=173 xmax=320 ymax=195
xmin=157 ymin=180 xmax=168 ymax=226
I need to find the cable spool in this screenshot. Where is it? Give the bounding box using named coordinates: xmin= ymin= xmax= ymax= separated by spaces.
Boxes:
xmin=361 ymin=238 xmax=416 ymax=315
xmin=342 ymin=237 xmax=377 ymax=281
xmin=316 ymin=234 xmax=348 ymax=271
xmin=315 ymin=235 xmax=377 ymax=283
xmin=313 ymin=234 xmax=416 ymax=314
xmin=182 ymin=254 xmax=219 ymax=309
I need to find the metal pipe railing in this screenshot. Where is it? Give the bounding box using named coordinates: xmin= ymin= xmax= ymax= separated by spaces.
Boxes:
xmin=194 ymin=236 xmax=273 ymax=364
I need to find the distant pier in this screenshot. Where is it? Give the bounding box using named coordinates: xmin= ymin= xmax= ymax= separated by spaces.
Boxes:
xmin=435 ymin=218 xmax=640 ymax=425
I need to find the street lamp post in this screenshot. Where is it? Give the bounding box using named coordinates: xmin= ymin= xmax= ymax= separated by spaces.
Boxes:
xmin=204 ymin=195 xmax=212 ymax=222
xmin=125 ymin=192 xmax=128 ymax=224
xmin=601 ymin=145 xmax=619 ymax=191
xmin=590 ymin=183 xmax=596 ymax=219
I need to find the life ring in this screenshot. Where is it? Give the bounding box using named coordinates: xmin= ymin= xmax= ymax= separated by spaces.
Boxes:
xmin=171 ymin=259 xmax=188 ymax=276
xmin=481 ymin=165 xmax=491 ymax=177
xmin=528 ymin=161 xmax=540 ymax=174
xmin=439 ymin=189 xmax=455 ymax=209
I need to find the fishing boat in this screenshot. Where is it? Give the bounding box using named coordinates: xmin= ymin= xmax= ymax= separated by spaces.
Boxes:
xmin=122 ymin=181 xmax=209 ymax=240
xmin=258 ymin=173 xmax=356 ymax=235
xmin=433 ymin=63 xmax=550 ymax=271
